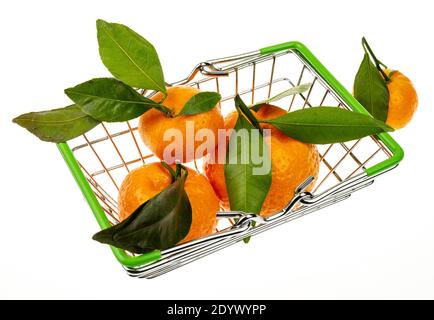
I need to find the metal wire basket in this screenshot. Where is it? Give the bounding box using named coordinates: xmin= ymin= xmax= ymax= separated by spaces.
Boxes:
xmin=57 ymin=41 xmax=403 ymax=278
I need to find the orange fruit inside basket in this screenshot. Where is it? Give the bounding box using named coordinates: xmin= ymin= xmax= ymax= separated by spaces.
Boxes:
xmin=118 ymin=162 xmax=219 ymax=243
xmin=203 ymin=104 xmax=320 ymax=217
xmin=138 ymin=86 xmax=224 ymax=164
xmin=384 ymin=69 xmax=418 ymax=129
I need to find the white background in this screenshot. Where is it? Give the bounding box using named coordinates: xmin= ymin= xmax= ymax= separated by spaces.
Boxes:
xmin=1 ymin=0 xmax=433 ymax=299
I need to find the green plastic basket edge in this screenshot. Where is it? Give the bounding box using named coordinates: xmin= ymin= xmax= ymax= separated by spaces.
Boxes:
xmin=57 ymin=41 xmax=404 ymax=268
xmin=57 ymin=142 xmax=161 ymax=268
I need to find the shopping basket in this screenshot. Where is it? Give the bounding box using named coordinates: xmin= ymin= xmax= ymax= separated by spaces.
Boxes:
xmin=57 ymin=41 xmax=403 ymax=278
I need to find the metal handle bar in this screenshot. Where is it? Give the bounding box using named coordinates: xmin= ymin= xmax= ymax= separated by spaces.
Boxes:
xmin=125 ymin=167 xmax=396 ymax=278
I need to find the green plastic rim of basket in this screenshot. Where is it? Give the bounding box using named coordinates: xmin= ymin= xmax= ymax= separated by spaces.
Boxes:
xmin=57 ymin=41 xmax=404 ymax=268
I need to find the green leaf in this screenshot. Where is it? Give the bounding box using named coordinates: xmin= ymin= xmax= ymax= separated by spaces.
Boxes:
xmin=224 ymin=99 xmax=272 ymax=215
xmin=262 ymin=107 xmax=393 ymax=144
xmin=354 ymin=53 xmax=389 ymax=121
xmin=65 ymin=78 xmax=169 ymax=122
xmin=13 ymin=105 xmax=100 ymax=143
xmin=92 ymin=171 xmax=192 ymax=253
xmin=96 ymin=19 xmax=166 ymax=93
xmin=177 ymin=91 xmax=221 ymax=116
xmin=251 ymin=83 xmax=312 ymax=111
xmin=235 ymin=95 xmax=262 ymax=131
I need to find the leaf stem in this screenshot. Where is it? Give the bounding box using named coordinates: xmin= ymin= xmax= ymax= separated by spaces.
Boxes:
xmin=161 ymin=161 xmax=188 ymax=182
xmin=157 ymin=90 xmax=168 ymax=103
xmin=150 ymin=90 xmax=173 ymax=117
xmin=175 ymin=162 xmax=182 ymax=178
xmin=161 ymin=161 xmax=177 ymax=182
xmin=234 ymin=95 xmax=263 ymax=134
xmin=156 ymin=104 xmax=174 ymax=117
xmin=362 ymin=37 xmax=390 ymax=82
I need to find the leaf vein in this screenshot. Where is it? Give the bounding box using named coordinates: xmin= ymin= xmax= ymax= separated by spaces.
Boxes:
xmin=101 ymin=26 xmax=165 ymax=92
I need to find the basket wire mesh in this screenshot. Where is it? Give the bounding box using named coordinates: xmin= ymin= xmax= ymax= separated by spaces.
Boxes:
xmin=66 ymin=47 xmax=396 ymax=278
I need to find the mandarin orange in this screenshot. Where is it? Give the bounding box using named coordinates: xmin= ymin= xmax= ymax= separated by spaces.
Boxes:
xmin=138 ymin=86 xmax=224 ymax=163
xmin=118 ymin=162 xmax=219 ymax=243
xmin=204 ymin=104 xmax=320 ymax=217
xmin=384 ymin=69 xmax=418 ymax=129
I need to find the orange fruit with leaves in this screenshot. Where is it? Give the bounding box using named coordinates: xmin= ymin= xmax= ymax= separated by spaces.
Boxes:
xmin=118 ymin=162 xmax=219 ymax=243
xmin=354 ymin=38 xmax=418 ymax=130
xmin=138 ymin=86 xmax=224 ymax=163
xmin=204 ymin=104 xmax=320 ymax=217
